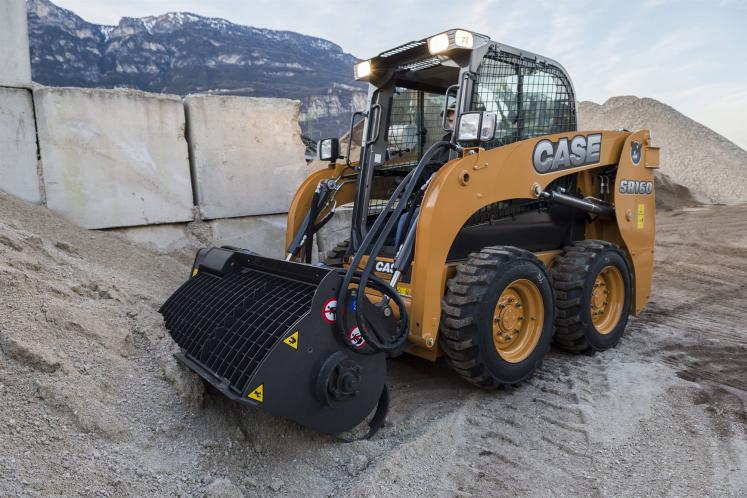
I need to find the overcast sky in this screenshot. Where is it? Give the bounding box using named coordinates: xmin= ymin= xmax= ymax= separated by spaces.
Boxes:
xmin=52 ymin=0 xmax=747 ymax=149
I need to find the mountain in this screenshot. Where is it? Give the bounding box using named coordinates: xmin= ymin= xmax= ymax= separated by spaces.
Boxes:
xmin=25 ymin=0 xmax=367 ymax=139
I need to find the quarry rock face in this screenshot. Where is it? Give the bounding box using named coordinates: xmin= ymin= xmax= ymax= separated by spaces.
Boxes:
xmin=33 ymin=87 xmax=194 ymax=229
xmin=578 ymin=97 xmax=747 ymax=204
xmin=0 ymin=88 xmax=41 ymax=203
xmin=0 ymin=0 xmax=32 ymax=88
xmin=185 ymin=95 xmax=308 ymax=220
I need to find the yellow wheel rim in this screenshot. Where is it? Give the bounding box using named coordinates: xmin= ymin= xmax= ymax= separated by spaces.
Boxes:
xmin=492 ymin=279 xmax=544 ymax=363
xmin=590 ymin=265 xmax=625 ymax=335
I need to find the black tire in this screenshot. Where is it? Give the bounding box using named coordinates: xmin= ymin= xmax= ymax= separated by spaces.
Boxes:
xmin=323 ymin=239 xmax=350 ymax=267
xmin=551 ymin=240 xmax=632 ymax=354
xmin=440 ymin=246 xmax=555 ymax=388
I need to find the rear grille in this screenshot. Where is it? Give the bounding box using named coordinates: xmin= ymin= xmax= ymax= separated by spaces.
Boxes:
xmin=160 ymin=268 xmax=316 ymax=395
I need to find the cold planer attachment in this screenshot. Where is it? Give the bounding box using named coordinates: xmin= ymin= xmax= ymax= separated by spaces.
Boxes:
xmin=159 ymin=247 xmax=387 ymax=435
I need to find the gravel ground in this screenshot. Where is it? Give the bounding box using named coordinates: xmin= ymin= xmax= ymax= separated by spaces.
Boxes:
xmin=0 ymin=192 xmax=745 ymax=497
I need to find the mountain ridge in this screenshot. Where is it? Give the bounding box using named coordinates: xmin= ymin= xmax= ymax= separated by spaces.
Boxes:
xmin=26 ymin=0 xmax=367 ymax=139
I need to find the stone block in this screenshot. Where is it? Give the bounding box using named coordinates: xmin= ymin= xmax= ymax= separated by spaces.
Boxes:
xmin=207 ymin=214 xmax=288 ymax=259
xmin=0 ymin=0 xmax=32 ymax=88
xmin=0 ymin=87 xmax=40 ymax=203
xmin=34 ymin=87 xmax=194 ymax=229
xmin=185 ymin=95 xmax=307 ymax=220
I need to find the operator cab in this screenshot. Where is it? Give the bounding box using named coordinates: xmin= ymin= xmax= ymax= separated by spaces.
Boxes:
xmin=319 ymin=29 xmax=581 ymax=262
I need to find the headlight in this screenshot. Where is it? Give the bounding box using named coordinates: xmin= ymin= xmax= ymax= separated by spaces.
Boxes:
xmin=457 ymin=112 xmax=497 ymax=143
xmin=453 ymin=30 xmax=474 ymax=49
xmin=354 ymin=60 xmax=372 ymax=80
xmin=457 ymin=113 xmax=480 ymax=141
xmin=427 ymin=33 xmax=450 ymax=54
xmin=428 ymin=30 xmax=475 ymax=54
xmin=317 ymin=138 xmax=340 ymax=162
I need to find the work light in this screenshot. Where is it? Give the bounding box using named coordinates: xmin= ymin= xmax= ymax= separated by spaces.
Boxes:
xmin=428 ymin=29 xmax=475 ymax=54
xmin=457 ymin=112 xmax=497 ymax=142
xmin=354 ymin=60 xmax=372 ymax=80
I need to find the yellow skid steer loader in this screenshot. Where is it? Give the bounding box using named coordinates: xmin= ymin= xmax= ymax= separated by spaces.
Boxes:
xmin=160 ymin=29 xmax=658 ymax=436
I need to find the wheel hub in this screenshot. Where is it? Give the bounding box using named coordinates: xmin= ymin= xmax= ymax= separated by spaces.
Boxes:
xmin=492 ymin=279 xmax=543 ymax=363
xmin=590 ymin=265 xmax=625 ymax=335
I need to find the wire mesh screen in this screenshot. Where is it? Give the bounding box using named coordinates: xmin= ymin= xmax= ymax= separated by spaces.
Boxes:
xmin=365 ymin=88 xmax=447 ymax=216
xmin=160 ymin=269 xmax=316 ymax=396
xmin=383 ymin=87 xmax=447 ymax=170
xmin=471 ymin=49 xmax=576 ymax=149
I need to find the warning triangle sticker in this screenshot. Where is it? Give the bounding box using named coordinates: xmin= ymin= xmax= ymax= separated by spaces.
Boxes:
xmin=283 ymin=331 xmax=299 ymax=349
xmin=248 ymin=384 xmax=264 ymax=403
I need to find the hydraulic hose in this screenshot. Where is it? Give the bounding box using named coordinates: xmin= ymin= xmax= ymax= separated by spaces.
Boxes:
xmin=336 ymin=141 xmax=455 ymax=353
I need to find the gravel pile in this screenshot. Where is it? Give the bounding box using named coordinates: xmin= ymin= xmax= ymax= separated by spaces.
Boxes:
xmin=578 ymin=96 xmax=747 ymax=205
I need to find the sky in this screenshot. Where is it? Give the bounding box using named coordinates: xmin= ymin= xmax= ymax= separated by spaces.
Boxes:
xmin=52 ymin=0 xmax=747 ymax=150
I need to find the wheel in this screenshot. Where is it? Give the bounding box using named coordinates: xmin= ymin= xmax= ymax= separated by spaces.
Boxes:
xmin=440 ymin=246 xmax=555 ymax=388
xmin=323 ymin=239 xmax=350 ymax=267
xmin=551 ymin=240 xmax=632 ymax=353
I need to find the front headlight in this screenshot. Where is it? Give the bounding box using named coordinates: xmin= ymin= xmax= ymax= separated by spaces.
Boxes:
xmin=453 ymin=30 xmax=474 ymax=49
xmin=428 ymin=30 xmax=475 ymax=54
xmin=354 ymin=60 xmax=372 ymax=80
xmin=427 ymin=33 xmax=450 ymax=54
xmin=457 ymin=113 xmax=480 ymax=141
xmin=457 ymin=112 xmax=497 ymax=143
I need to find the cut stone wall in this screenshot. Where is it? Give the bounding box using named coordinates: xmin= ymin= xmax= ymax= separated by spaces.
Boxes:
xmin=34 ymin=88 xmax=194 ymax=229
xmin=0 ymin=87 xmax=41 ymax=203
xmin=207 ymin=214 xmax=289 ymax=259
xmin=0 ymin=0 xmax=32 ymax=88
xmin=185 ymin=95 xmax=307 ymax=220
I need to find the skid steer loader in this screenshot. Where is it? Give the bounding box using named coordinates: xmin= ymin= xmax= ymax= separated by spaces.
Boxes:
xmin=160 ymin=29 xmax=658 ymax=436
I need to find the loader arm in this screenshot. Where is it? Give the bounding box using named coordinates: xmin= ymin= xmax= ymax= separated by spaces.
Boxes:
xmin=285 ymin=162 xmax=356 ymax=257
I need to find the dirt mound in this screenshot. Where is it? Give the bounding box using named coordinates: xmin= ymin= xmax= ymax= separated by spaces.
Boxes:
xmin=578 ymin=96 xmax=747 ymax=205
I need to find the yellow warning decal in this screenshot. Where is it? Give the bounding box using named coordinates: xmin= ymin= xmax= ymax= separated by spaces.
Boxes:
xmin=637 ymin=204 xmax=645 ymax=229
xmin=191 ymin=268 xmax=199 ymax=277
xmin=283 ymin=331 xmax=299 ymax=349
xmin=396 ymin=285 xmax=412 ymax=297
xmin=248 ymin=384 xmax=264 ymax=403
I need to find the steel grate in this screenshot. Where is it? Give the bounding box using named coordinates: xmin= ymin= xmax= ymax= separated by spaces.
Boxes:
xmin=471 ymin=49 xmax=576 ymax=149
xmin=160 ymin=268 xmax=317 ymax=395
xmin=382 ymin=87 xmax=447 ymax=171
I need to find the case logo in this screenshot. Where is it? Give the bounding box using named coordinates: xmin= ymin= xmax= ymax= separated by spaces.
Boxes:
xmin=375 ymin=260 xmax=395 ymax=274
xmin=532 ymin=134 xmax=602 ymax=173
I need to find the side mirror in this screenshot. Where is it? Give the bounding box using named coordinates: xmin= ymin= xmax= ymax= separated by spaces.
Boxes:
xmin=442 ymin=84 xmax=459 ymax=132
xmin=317 ymin=138 xmax=340 ymax=162
xmin=456 ymin=112 xmax=497 ymax=143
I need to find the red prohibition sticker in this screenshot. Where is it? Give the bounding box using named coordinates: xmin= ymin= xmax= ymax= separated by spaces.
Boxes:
xmin=348 ymin=326 xmax=367 ymax=349
xmin=322 ymin=297 xmax=337 ymax=324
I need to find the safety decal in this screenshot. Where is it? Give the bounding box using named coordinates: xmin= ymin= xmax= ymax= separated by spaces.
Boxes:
xmin=191 ymin=268 xmax=199 ymax=277
xmin=396 ymin=285 xmax=412 ymax=297
xmin=322 ymin=298 xmax=337 ymax=324
xmin=248 ymin=384 xmax=264 ymax=403
xmin=637 ymin=204 xmax=645 ymax=229
xmin=348 ymin=326 xmax=367 ymax=349
xmin=283 ymin=331 xmax=299 ymax=350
